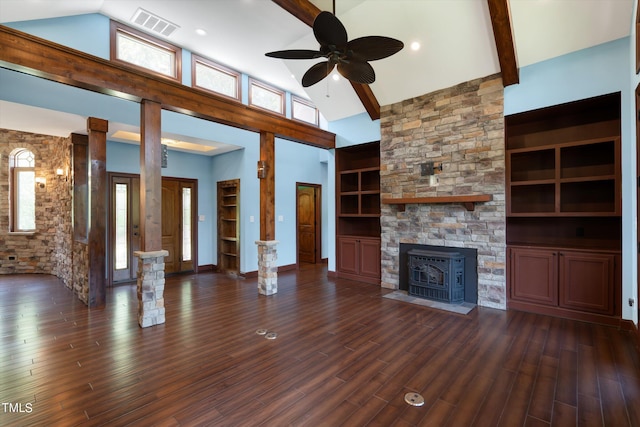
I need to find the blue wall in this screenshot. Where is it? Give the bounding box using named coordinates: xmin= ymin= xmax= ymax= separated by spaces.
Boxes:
xmin=329 ymin=112 xmax=381 ymax=147
xmin=6 ymin=14 xmax=110 ymax=58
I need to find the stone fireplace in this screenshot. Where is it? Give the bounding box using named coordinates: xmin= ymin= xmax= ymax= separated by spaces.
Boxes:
xmin=379 ymin=74 xmax=506 ymax=310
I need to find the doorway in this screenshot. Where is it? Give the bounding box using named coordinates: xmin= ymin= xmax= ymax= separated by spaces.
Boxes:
xmin=296 ymin=183 xmax=321 ymax=265
xmin=108 ymin=173 xmax=197 ymax=284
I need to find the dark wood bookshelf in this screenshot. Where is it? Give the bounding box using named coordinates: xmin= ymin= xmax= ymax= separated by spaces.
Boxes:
xmin=505 ymin=93 xmax=622 ymax=323
xmin=335 ymin=142 xmax=381 ymax=284
xmin=217 ymin=179 xmax=240 ymax=275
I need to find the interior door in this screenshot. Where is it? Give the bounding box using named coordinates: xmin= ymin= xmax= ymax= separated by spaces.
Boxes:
xmin=297 ymin=184 xmax=320 ymax=264
xmin=162 ymin=179 xmax=180 ymax=274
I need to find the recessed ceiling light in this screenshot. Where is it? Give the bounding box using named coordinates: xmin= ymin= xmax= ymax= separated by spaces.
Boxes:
xmin=195 ymin=28 xmax=207 ymax=36
xmin=410 ymin=41 xmax=421 ymax=51
xmin=332 ymin=73 xmax=340 ymax=81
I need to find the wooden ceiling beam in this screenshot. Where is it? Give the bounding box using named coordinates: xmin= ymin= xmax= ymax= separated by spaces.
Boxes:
xmin=487 ymin=0 xmax=519 ymax=86
xmin=272 ymin=0 xmax=381 ymax=120
xmin=0 ymin=25 xmax=335 ymax=149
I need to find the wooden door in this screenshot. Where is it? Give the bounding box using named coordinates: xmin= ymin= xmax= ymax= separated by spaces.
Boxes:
xmin=297 ymin=184 xmax=320 ymax=264
xmin=559 ymin=251 xmax=615 ymax=315
xmin=162 ymin=179 xmax=180 ymax=274
xmin=509 ymin=247 xmax=558 ymax=306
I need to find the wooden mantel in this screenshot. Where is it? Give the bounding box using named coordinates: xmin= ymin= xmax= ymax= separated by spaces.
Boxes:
xmin=382 ymin=195 xmax=493 ymax=212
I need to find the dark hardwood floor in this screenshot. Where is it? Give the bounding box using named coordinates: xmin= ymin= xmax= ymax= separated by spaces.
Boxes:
xmin=1 ymin=265 xmax=639 ymax=426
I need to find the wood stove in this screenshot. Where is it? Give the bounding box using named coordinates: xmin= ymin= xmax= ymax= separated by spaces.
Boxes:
xmin=407 ymin=249 xmax=465 ymax=303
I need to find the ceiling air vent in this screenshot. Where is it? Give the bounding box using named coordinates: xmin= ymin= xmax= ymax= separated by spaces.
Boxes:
xmin=131 ymin=8 xmax=179 ymax=37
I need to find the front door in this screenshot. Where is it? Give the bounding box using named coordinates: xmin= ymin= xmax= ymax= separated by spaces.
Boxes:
xmin=162 ymin=178 xmax=196 ymax=274
xmin=110 ymin=175 xmax=141 ymax=283
xmin=109 ymin=174 xmax=196 ymax=284
xmin=297 ymin=183 xmax=321 ymax=264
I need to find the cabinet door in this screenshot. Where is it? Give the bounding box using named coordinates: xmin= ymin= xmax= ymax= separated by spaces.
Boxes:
xmin=510 ymin=247 xmax=558 ymax=306
xmin=337 ymin=237 xmax=358 ymax=275
xmin=559 ymin=251 xmax=615 ymax=315
xmin=359 ymin=238 xmax=381 ymax=278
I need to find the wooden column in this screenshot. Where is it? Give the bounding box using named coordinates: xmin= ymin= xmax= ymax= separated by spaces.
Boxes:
xmin=87 ymin=117 xmax=107 ymax=308
xmin=140 ymin=99 xmax=163 ymax=251
xmin=260 ymin=131 xmax=276 ymax=241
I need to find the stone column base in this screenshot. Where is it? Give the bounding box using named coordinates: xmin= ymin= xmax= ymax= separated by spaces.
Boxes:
xmin=134 ymin=250 xmax=168 ymax=328
xmin=256 ymin=240 xmax=278 ymax=295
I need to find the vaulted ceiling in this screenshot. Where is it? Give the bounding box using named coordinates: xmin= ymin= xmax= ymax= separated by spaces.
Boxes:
xmin=0 ymin=0 xmax=634 ymax=148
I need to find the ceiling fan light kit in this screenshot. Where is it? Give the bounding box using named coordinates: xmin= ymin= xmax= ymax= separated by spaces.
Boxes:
xmin=266 ymin=11 xmax=403 ymax=87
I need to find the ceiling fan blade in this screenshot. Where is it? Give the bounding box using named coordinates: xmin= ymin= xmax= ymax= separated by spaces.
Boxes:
xmin=337 ymin=60 xmax=375 ymax=85
xmin=347 ymin=36 xmax=404 ymax=61
xmin=265 ymin=49 xmax=323 ymax=59
xmin=301 ymin=61 xmax=336 ymax=87
xmin=313 ymin=11 xmax=348 ymax=48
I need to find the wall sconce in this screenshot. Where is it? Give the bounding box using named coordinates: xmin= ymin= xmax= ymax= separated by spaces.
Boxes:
xmin=35 ymin=177 xmax=46 ymax=188
xmin=56 ymin=168 xmax=68 ymax=181
xmin=257 ymin=160 xmax=267 ymax=179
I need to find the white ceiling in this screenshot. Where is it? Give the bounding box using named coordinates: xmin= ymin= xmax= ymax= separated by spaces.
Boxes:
xmin=0 ymin=0 xmax=634 ymax=154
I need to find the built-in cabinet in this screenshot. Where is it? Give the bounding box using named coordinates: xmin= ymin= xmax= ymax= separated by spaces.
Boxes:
xmin=509 ymin=246 xmax=617 ymax=315
xmin=336 ymin=141 xmax=381 ymax=284
xmin=337 ymin=236 xmax=381 ymax=280
xmin=506 ymin=93 xmax=622 ymax=324
xmin=217 ymin=179 xmax=239 ymax=275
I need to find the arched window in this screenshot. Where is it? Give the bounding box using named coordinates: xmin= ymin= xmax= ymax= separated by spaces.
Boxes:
xmin=9 ymin=148 xmax=36 ymax=231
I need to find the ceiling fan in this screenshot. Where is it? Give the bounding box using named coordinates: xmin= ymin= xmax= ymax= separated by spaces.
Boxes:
xmin=265 ymin=6 xmax=404 ymax=87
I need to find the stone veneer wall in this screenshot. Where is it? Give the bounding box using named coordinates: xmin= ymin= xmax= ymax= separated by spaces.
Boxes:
xmin=72 ymin=242 xmax=89 ymax=304
xmin=379 ymin=75 xmax=507 ymax=309
xmin=0 ymin=129 xmax=74 ymax=289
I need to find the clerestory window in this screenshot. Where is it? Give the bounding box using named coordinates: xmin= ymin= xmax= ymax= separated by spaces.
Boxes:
xmin=249 ymin=78 xmax=285 ymax=115
xmin=110 ymin=21 xmax=182 ymax=81
xmin=192 ymin=55 xmax=241 ymax=101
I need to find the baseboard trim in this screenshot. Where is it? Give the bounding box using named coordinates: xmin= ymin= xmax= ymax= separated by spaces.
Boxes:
xmin=508 ymin=300 xmax=622 ymax=328
xmin=239 ymin=263 xmax=299 ymax=278
xmin=197 ymin=264 xmax=216 ymax=272
xmin=278 ymin=263 xmax=297 ymax=272
xmin=241 ymin=270 xmax=258 ymax=278
xmin=335 ymin=271 xmax=380 ymax=285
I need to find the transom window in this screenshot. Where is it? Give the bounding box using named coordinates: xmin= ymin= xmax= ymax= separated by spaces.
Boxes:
xmin=110 ymin=21 xmax=181 ymax=80
xmin=192 ymin=55 xmax=240 ymax=100
xmin=249 ymin=78 xmax=284 ymax=115
xmin=292 ymin=96 xmax=319 ymax=126
xmin=9 ymin=148 xmax=36 ymax=232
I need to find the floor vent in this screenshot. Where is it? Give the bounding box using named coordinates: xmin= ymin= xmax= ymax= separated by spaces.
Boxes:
xmin=131 ymin=8 xmax=179 ymax=37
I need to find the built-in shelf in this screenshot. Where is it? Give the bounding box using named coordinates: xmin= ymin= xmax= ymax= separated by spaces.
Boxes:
xmin=382 ymin=194 xmax=493 ymax=212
